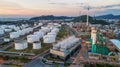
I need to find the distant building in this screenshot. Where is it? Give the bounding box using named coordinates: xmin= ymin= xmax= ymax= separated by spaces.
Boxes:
xmin=114 ymin=22 xmax=120 ymax=25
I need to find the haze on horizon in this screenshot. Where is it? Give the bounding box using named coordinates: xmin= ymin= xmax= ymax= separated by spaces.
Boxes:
xmin=0 ymin=0 xmax=120 ymax=18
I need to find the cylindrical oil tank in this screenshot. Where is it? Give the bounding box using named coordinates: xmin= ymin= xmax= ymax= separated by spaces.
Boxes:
xmin=43 ymin=35 xmax=56 ymax=43
xmin=8 ymin=25 xmax=16 ymax=29
xmin=33 ymin=42 xmax=41 ymax=49
xmin=18 ymin=30 xmax=25 ymax=36
xmin=34 ymin=31 xmax=44 ymax=38
xmin=60 ymin=44 xmax=68 ymax=52
xmin=38 ymin=23 xmax=43 ymax=26
xmin=39 ymin=30 xmax=45 ymax=34
xmin=0 ymin=25 xmax=7 ymax=29
xmin=4 ymin=28 xmax=12 ymax=32
xmin=47 ymin=32 xmax=57 ymax=35
xmin=51 ymin=28 xmax=59 ymax=33
xmin=4 ymin=38 xmax=10 ymax=42
xmin=41 ymin=27 xmax=50 ymax=33
xmin=0 ymin=29 xmax=4 ymax=34
xmin=53 ymin=43 xmax=61 ymax=50
xmin=44 ymin=38 xmax=55 ymax=43
xmin=14 ymin=40 xmax=28 ymax=50
xmin=27 ymin=35 xmax=39 ymax=43
xmin=14 ymin=26 xmax=20 ymax=31
xmin=24 ymin=41 xmax=28 ymax=49
xmin=56 ymin=36 xmax=79 ymax=52
xmin=10 ymin=32 xmax=20 ymax=39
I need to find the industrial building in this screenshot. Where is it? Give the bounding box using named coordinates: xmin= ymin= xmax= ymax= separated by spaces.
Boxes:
xmin=90 ymin=27 xmax=110 ymax=55
xmin=50 ymin=36 xmax=81 ymax=60
xmin=71 ymin=21 xmax=120 ymax=63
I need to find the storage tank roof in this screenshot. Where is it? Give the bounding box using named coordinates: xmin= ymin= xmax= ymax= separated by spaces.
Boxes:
xmin=110 ymin=39 xmax=120 ymax=52
xmin=15 ymin=40 xmax=27 ymax=43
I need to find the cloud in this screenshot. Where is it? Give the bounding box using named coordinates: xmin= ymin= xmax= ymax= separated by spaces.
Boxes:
xmin=0 ymin=0 xmax=24 ymax=10
xmin=77 ymin=3 xmax=120 ymax=10
xmin=89 ymin=4 xmax=120 ymax=9
xmin=92 ymin=9 xmax=120 ymax=16
xmin=75 ymin=3 xmax=84 ymax=5
xmin=0 ymin=0 xmax=49 ymax=15
xmin=48 ymin=2 xmax=68 ymax=5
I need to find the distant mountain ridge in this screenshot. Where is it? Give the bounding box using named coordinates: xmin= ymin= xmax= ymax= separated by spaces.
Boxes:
xmin=72 ymin=15 xmax=109 ymax=25
xmin=30 ymin=15 xmax=74 ymax=20
xmin=95 ymin=14 xmax=120 ymax=19
xmin=0 ymin=18 xmax=29 ymax=21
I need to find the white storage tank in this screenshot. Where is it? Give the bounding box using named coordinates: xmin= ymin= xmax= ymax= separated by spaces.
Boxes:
xmin=27 ymin=35 xmax=39 ymax=43
xmin=43 ymin=35 xmax=56 ymax=43
xmin=51 ymin=28 xmax=59 ymax=33
xmin=38 ymin=23 xmax=43 ymax=26
xmin=14 ymin=40 xmax=28 ymax=50
xmin=34 ymin=31 xmax=44 ymax=38
xmin=41 ymin=27 xmax=50 ymax=33
xmin=43 ymin=37 xmax=55 ymax=43
xmin=8 ymin=25 xmax=16 ymax=29
xmin=54 ymin=36 xmax=79 ymax=52
xmin=4 ymin=38 xmax=10 ymax=42
xmin=44 ymin=38 xmax=55 ymax=43
xmin=18 ymin=30 xmax=25 ymax=36
xmin=14 ymin=26 xmax=20 ymax=31
xmin=47 ymin=32 xmax=57 ymax=36
xmin=10 ymin=32 xmax=20 ymax=39
xmin=0 ymin=29 xmax=4 ymax=34
xmin=4 ymin=28 xmax=12 ymax=32
xmin=53 ymin=43 xmax=61 ymax=50
xmin=1 ymin=25 xmax=7 ymax=29
xmin=60 ymin=43 xmax=68 ymax=52
xmin=33 ymin=42 xmax=41 ymax=49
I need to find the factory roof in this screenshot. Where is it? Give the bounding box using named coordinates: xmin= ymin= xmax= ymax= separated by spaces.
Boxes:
xmin=110 ymin=39 xmax=120 ymax=52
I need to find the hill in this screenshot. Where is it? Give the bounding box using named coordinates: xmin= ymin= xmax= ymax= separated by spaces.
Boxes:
xmin=72 ymin=15 xmax=109 ymax=25
xmin=72 ymin=15 xmax=93 ymax=22
xmin=30 ymin=15 xmax=73 ymax=20
xmin=95 ymin=14 xmax=120 ymax=19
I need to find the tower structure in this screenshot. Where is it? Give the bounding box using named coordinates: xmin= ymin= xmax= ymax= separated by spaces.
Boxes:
xmin=86 ymin=7 xmax=89 ymax=26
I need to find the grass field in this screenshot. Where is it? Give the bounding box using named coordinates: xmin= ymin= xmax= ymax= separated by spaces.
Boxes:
xmin=6 ymin=42 xmax=52 ymax=55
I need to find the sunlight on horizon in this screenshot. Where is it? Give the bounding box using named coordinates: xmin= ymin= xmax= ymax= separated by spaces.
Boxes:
xmin=0 ymin=0 xmax=120 ymax=16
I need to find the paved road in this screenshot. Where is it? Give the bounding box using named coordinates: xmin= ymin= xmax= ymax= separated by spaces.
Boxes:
xmin=23 ymin=49 xmax=64 ymax=67
xmin=23 ymin=58 xmax=64 ymax=67
xmin=0 ymin=64 xmax=12 ymax=67
xmin=23 ymin=59 xmax=47 ymax=67
xmin=65 ymin=25 xmax=76 ymax=36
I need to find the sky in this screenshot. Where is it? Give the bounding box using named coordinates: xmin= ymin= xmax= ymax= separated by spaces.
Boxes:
xmin=0 ymin=0 xmax=120 ymax=18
